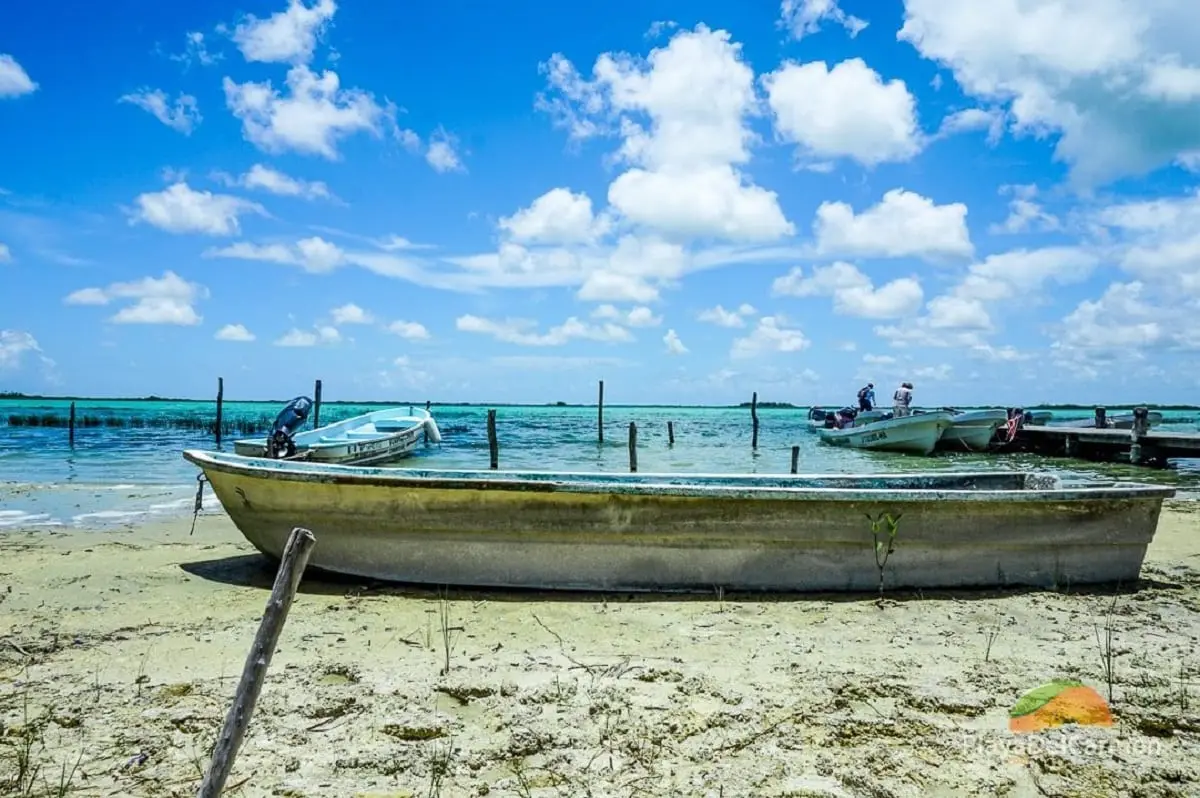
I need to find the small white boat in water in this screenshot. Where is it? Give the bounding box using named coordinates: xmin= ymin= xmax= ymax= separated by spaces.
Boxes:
xmin=817 ymin=411 xmax=954 ymax=456
xmin=938 ymin=409 xmax=1008 ymax=451
xmin=233 ymin=405 xmax=442 ymax=466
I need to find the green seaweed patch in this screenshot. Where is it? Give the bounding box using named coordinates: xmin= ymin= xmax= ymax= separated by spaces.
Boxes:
xmin=381 ymin=722 xmax=448 ymax=741
xmin=158 ymin=682 xmax=194 ymax=700
xmin=1009 ymin=679 xmax=1084 ymax=717
xmin=435 ymin=683 xmax=495 ymax=704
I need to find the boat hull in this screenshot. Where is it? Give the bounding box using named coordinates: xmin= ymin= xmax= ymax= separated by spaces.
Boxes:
xmin=817 ymin=411 xmax=953 ymax=455
xmin=938 ymin=410 xmax=1008 ymax=451
xmin=182 ymin=450 xmax=1173 ymax=593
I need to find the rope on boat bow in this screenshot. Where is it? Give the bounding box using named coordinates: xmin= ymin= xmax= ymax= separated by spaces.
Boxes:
xmin=189 ymin=472 xmax=207 ymax=536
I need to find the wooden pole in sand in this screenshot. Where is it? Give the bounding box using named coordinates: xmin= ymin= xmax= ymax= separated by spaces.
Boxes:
xmin=628 ymin=422 xmax=638 ymax=472
xmin=68 ymin=401 xmax=76 ymax=448
xmin=487 ymin=409 xmax=498 ymax=469
xmin=597 ymin=380 xmax=604 ymax=444
xmin=197 ymin=527 xmax=315 ymax=798
xmin=790 ymin=445 xmax=799 ymax=474
xmin=312 ymin=379 xmax=323 ymax=429
xmin=214 ymin=378 xmax=224 ymax=445
xmin=667 ymin=421 xmax=675 ymax=446
xmin=750 ymin=392 xmax=760 ymax=450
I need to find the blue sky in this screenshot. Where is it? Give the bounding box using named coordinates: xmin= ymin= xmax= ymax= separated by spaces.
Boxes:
xmin=4 ymin=0 xmax=1200 ymax=406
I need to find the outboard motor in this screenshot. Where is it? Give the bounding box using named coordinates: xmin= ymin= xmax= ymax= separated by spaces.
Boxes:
xmin=823 ymin=411 xmax=837 ymax=429
xmin=264 ymin=396 xmax=313 ymax=458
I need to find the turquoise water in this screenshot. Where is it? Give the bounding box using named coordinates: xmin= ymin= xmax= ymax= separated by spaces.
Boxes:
xmin=2 ymin=398 xmax=1199 ymax=528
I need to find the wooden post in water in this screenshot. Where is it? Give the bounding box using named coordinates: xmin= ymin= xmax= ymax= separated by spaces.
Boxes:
xmin=197 ymin=527 xmax=315 ymax=798
xmin=1094 ymin=407 xmax=1107 ymax=429
xmin=312 ymin=379 xmax=323 ymax=429
xmin=424 ymin=400 xmax=431 ymax=444
xmin=790 ymin=445 xmax=799 ymax=474
xmin=667 ymin=421 xmax=675 ymax=446
xmin=214 ymin=377 xmax=224 ymax=445
xmin=1130 ymin=406 xmax=1149 ymax=465
xmin=486 ymin=409 xmax=498 ymax=469
xmin=628 ymin=422 xmax=638 ymax=472
xmin=750 ymin=392 xmax=760 ymax=450
xmin=598 ymin=380 xmax=604 ymax=444
xmin=68 ymin=401 xmax=76 ymax=448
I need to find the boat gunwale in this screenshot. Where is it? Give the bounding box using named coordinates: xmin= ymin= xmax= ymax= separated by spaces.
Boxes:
xmin=182 ymin=449 xmax=1178 ymax=502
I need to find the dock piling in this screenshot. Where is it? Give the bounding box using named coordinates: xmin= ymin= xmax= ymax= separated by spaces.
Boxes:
xmin=1130 ymin=406 xmax=1149 ymax=465
xmin=628 ymin=422 xmax=638 ymax=473
xmin=667 ymin=421 xmax=675 ymax=446
xmin=750 ymin=392 xmax=759 ymax=450
xmin=487 ymin=409 xmax=498 ymax=469
xmin=790 ymin=445 xmax=799 ymax=474
xmin=312 ymin=379 xmax=322 ymax=429
xmin=68 ymin=401 xmax=76 ymax=447
xmin=215 ymin=377 xmax=224 ymax=445
xmin=598 ymin=380 xmax=604 ymax=444
xmin=1095 ymin=407 xmax=1107 ymax=429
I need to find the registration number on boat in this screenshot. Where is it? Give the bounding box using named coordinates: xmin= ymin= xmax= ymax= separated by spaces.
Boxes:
xmin=860 ymin=431 xmax=888 ymax=444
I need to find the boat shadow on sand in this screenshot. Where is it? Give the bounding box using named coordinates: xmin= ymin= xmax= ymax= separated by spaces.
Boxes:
xmin=177 ymin=553 xmax=1187 ymax=605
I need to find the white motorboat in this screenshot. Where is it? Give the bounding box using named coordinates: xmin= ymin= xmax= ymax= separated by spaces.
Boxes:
xmin=817 ymin=411 xmax=955 ymax=456
xmin=233 ymin=404 xmax=442 ymax=466
xmin=938 ymin=409 xmax=1008 ymax=451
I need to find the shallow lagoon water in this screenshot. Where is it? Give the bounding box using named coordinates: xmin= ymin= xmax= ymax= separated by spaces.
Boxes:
xmin=2 ymin=399 xmax=1198 ymax=527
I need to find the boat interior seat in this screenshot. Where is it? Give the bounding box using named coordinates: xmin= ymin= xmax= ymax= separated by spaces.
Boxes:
xmin=373 ymin=420 xmax=414 ymax=431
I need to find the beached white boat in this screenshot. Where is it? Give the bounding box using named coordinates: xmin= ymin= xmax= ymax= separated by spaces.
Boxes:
xmin=232 ymin=406 xmax=442 ymax=466
xmin=938 ymin=409 xmax=1008 ymax=451
xmin=817 ymin=411 xmax=954 ymax=456
xmin=181 ymin=449 xmax=1175 ymax=592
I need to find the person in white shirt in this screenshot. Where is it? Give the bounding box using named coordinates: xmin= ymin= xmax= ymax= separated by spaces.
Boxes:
xmin=893 ymin=382 xmax=913 ymax=417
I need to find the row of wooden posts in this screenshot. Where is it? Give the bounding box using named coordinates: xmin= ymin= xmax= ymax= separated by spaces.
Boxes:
xmin=487 ymin=384 xmax=796 ymax=473
xmin=63 ymin=378 xmax=790 ymax=468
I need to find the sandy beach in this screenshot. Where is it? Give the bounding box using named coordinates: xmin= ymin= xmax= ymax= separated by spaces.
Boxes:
xmin=1 ymin=506 xmax=1199 ymax=798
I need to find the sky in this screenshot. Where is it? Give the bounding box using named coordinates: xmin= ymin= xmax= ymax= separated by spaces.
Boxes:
xmin=3 ymin=0 xmax=1200 ymax=407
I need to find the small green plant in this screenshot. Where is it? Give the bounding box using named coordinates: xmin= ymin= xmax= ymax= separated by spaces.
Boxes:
xmin=1094 ymin=592 xmax=1119 ymax=706
xmin=865 ymin=511 xmax=902 ymax=600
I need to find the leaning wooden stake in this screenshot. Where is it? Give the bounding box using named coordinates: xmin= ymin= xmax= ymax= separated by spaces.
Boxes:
xmin=628 ymin=422 xmax=638 ymax=473
xmin=667 ymin=421 xmax=675 ymax=446
xmin=68 ymin=401 xmax=76 ymax=448
xmin=790 ymin=445 xmax=799 ymax=474
xmin=487 ymin=409 xmax=498 ymax=469
xmin=197 ymin=527 xmax=316 ymax=798
xmin=214 ymin=377 xmax=224 ymax=445
xmin=750 ymin=392 xmax=760 ymax=450
xmin=312 ymin=379 xmax=323 ymax=429
xmin=598 ymin=380 xmax=605 ymax=444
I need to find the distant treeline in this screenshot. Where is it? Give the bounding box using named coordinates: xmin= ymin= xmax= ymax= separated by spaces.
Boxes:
xmin=737 ymin=401 xmax=797 ymax=408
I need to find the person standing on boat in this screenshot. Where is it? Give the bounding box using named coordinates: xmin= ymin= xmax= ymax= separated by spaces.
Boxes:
xmin=893 ymin=382 xmax=913 ymax=417
xmin=856 ymin=383 xmax=875 ymax=411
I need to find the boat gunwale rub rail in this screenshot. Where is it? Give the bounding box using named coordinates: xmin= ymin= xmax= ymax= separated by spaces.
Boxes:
xmin=182 ymin=450 xmax=1177 ymax=503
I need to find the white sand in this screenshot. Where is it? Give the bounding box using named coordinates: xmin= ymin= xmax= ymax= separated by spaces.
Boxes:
xmin=2 ymin=505 xmax=1199 ymax=797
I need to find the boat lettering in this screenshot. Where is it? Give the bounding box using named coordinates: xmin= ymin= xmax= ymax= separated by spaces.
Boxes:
xmin=861 ymin=431 xmax=888 ymax=444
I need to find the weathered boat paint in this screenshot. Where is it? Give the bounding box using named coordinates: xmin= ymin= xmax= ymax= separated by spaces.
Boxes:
xmin=182 ymin=449 xmax=1175 ymax=593
xmin=938 ymin=409 xmax=1008 ymax=452
xmin=232 ymin=406 xmax=441 ymax=466
xmin=817 ymin=411 xmax=954 ymax=456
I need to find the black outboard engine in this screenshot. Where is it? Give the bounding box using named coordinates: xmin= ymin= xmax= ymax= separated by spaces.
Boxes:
xmin=823 ymin=411 xmax=837 ymax=428
xmin=264 ymin=396 xmax=313 ymax=458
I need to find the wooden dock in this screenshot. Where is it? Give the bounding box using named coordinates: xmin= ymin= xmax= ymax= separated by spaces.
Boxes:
xmin=1002 ymin=406 xmax=1200 ymax=467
